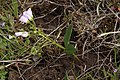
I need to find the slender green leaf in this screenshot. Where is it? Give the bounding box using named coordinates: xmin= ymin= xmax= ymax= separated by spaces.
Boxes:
xmin=64 ymin=72 xmax=70 ymax=80
xmin=114 ymin=47 xmax=118 ymax=67
xmin=65 ymin=44 xmax=76 ymax=55
xmin=64 ymin=24 xmax=73 ymax=47
xmin=12 ymin=0 xmax=18 ymax=17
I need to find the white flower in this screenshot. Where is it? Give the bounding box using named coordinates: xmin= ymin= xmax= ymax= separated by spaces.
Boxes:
xmin=23 ymin=8 xmax=33 ymax=20
xmin=21 ymin=32 xmax=29 ymax=37
xmin=15 ymin=32 xmax=29 ymax=37
xmin=19 ymin=8 xmax=33 ymax=24
xmin=19 ymin=16 xmax=28 ymax=23
xmin=8 ymin=35 xmax=14 ymax=39
xmin=15 ymin=32 xmax=23 ymax=37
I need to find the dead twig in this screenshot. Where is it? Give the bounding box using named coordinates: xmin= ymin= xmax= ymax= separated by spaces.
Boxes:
xmin=97 ymin=31 xmax=120 ymax=37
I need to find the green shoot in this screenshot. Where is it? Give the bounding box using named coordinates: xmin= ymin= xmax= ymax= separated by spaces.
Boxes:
xmin=64 ymin=24 xmax=73 ymax=47
xmin=64 ymin=24 xmax=76 ymax=55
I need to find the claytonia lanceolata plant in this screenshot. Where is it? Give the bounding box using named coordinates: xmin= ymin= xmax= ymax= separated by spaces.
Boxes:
xmin=15 ymin=32 xmax=29 ymax=37
xmin=19 ymin=8 xmax=33 ymax=24
xmin=15 ymin=8 xmax=33 ymax=38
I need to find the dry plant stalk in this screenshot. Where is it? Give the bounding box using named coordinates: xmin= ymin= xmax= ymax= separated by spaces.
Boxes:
xmin=97 ymin=31 xmax=120 ymax=37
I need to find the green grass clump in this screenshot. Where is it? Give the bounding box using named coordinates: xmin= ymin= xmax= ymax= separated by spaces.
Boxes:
xmin=0 ymin=0 xmax=64 ymax=78
xmin=0 ymin=70 xmax=7 ymax=80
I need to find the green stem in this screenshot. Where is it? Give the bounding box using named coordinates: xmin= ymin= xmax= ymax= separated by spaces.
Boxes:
xmin=38 ymin=32 xmax=65 ymax=49
xmin=30 ymin=19 xmax=65 ymax=50
xmin=29 ymin=20 xmax=36 ymax=31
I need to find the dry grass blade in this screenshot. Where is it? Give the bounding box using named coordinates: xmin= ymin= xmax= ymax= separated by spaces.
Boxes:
xmin=97 ymin=31 xmax=120 ymax=37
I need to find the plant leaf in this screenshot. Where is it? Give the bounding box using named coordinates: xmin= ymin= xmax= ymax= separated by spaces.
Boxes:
xmin=65 ymin=44 xmax=76 ymax=55
xmin=64 ymin=24 xmax=73 ymax=47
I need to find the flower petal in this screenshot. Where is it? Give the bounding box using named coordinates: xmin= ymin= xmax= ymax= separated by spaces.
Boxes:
xmin=21 ymin=32 xmax=29 ymax=37
xmin=26 ymin=8 xmax=33 ymax=18
xmin=15 ymin=32 xmax=23 ymax=37
xmin=19 ymin=16 xmax=28 ymax=23
xmin=23 ymin=8 xmax=33 ymax=20
xmin=8 ymin=35 xmax=13 ymax=39
xmin=19 ymin=8 xmax=33 ymax=23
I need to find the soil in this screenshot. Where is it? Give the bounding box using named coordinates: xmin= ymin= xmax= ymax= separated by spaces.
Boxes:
xmin=7 ymin=0 xmax=120 ymax=80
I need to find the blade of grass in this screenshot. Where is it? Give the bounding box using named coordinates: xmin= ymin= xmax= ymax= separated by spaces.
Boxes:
xmin=12 ymin=0 xmax=18 ymax=17
xmin=114 ymin=47 xmax=117 ymax=67
xmin=64 ymin=71 xmax=70 ymax=80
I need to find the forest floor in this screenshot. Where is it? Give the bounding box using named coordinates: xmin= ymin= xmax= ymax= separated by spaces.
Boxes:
xmin=1 ymin=0 xmax=120 ymax=80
